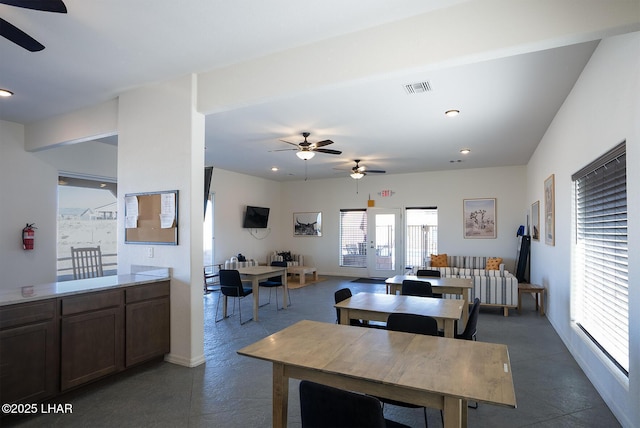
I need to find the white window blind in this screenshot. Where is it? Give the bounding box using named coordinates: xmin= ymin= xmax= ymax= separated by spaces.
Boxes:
xmin=340 ymin=209 xmax=367 ymax=267
xmin=572 ymin=141 xmax=628 ymax=375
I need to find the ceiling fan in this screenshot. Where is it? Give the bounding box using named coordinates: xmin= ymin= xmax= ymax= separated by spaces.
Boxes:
xmin=349 ymin=159 xmax=386 ymax=179
xmin=273 ymin=132 xmax=342 ymax=160
xmin=0 ymin=0 xmax=67 ymax=52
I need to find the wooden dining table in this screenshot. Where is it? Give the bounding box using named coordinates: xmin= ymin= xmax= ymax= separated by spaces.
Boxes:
xmin=334 ymin=292 xmax=464 ymax=338
xmin=237 ymin=320 xmax=516 ymax=428
xmin=234 ymin=265 xmax=288 ymax=321
xmin=386 ymin=275 xmax=473 ymax=327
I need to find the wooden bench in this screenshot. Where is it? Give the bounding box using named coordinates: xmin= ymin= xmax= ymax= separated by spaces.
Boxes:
xmin=518 ymin=283 xmax=545 ymax=315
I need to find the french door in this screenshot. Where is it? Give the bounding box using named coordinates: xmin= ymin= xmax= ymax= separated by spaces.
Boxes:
xmin=367 ymin=208 xmax=402 ymax=278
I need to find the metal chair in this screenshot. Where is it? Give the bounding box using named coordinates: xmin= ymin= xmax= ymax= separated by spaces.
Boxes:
xmin=299 ymin=380 xmax=409 ymax=428
xmin=416 ymin=270 xmax=442 ymax=297
xmin=215 ymin=269 xmax=253 ymax=324
xmin=401 ymin=279 xmax=433 ymax=297
xmin=258 ymin=261 xmax=291 ymax=309
xmin=71 ymin=246 xmax=104 ymax=279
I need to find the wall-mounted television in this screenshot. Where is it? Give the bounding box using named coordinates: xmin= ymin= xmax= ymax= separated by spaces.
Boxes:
xmin=243 ymin=206 xmax=270 ymax=228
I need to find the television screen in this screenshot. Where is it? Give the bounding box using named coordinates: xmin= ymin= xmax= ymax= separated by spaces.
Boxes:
xmin=243 ymin=206 xmax=270 ymax=228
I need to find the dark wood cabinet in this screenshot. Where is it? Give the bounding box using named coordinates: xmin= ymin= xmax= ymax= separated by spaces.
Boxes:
xmin=0 ymin=300 xmax=58 ymax=404
xmin=125 ymin=282 xmax=170 ymax=366
xmin=1 ymin=280 xmax=170 ymax=401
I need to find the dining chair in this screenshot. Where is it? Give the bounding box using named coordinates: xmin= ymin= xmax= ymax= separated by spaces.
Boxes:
xmin=258 ymin=261 xmax=291 ymax=310
xmin=215 ymin=269 xmax=253 ymax=325
xmin=456 ymin=297 xmax=480 ymax=341
xmin=71 ymin=246 xmax=104 ymax=280
xmin=415 ymin=270 xmax=442 ymax=297
xmin=299 ymin=380 xmax=409 ymax=428
xmin=401 ymin=279 xmax=433 ymax=297
xmin=334 ymin=287 xmax=363 ymax=326
xmin=380 ymin=313 xmax=442 ymax=427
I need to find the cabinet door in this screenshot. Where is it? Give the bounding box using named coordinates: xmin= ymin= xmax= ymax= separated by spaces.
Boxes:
xmin=126 ymin=297 xmax=170 ymax=366
xmin=60 ymin=307 xmax=124 ymax=391
xmin=0 ymin=320 xmax=58 ymax=403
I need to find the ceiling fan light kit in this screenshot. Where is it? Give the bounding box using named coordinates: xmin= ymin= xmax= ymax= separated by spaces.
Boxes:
xmin=350 ymin=172 xmax=364 ymax=179
xmin=296 ymin=150 xmax=315 ymax=160
xmin=0 ymin=88 xmax=14 ymax=97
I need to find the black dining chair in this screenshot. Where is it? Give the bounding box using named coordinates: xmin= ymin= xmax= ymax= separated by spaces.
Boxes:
xmin=215 ymin=269 xmax=253 ymax=325
xmin=299 ymin=380 xmax=409 ymax=428
xmin=401 ymin=279 xmax=433 ymax=297
xmin=456 ymin=297 xmax=480 ymax=341
xmin=258 ymin=261 xmax=291 ymax=310
xmin=416 ymin=270 xmax=442 ymax=298
xmin=334 ymin=287 xmax=364 ymax=326
xmin=378 ymin=313 xmax=442 ymax=427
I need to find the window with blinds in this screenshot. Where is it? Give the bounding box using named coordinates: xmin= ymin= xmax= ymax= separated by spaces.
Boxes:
xmin=340 ymin=209 xmax=367 ymax=267
xmin=572 ymin=141 xmax=628 ymax=375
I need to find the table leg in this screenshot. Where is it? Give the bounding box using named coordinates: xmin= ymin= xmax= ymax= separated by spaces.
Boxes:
xmin=313 ymin=270 xmax=318 ymax=281
xmin=339 ymin=308 xmax=349 ymax=325
xmin=252 ymin=278 xmax=260 ymax=321
xmin=282 ymin=270 xmax=288 ymax=308
xmin=443 ymin=319 xmax=455 ymax=338
xmin=273 ymin=362 xmax=288 ymax=428
xmin=299 ymin=271 xmax=306 ymax=285
xmin=443 ymin=396 xmax=463 ymax=428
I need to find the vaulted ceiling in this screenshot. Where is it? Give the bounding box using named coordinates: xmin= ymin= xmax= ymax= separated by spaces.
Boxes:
xmin=2 ymin=1 xmax=637 ymax=181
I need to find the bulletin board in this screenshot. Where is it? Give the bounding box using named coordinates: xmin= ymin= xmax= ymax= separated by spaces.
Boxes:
xmin=124 ymin=190 xmax=179 ymax=245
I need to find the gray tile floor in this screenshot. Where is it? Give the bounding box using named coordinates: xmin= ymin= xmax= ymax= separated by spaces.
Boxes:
xmin=5 ymin=276 xmax=620 ymax=427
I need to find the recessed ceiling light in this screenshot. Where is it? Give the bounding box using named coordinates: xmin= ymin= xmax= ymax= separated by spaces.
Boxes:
xmin=445 ymin=109 xmax=460 ymax=117
xmin=0 ymin=89 xmax=14 ymax=97
xmin=460 ymin=148 xmax=470 ymax=154
xmin=271 ymin=167 xmax=279 ymax=171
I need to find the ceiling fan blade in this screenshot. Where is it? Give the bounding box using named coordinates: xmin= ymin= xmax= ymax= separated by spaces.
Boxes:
xmin=0 ymin=17 xmax=44 ymax=51
xmin=0 ymin=0 xmax=67 ymax=13
xmin=314 ymin=148 xmax=342 ymax=155
xmin=313 ymin=139 xmax=334 ymax=148
xmin=365 ymin=169 xmax=386 ymax=174
xmin=279 ymin=139 xmax=301 ymax=148
xmin=269 ymin=148 xmax=298 ymax=152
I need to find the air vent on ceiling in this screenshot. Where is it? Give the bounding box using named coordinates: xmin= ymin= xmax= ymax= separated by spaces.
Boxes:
xmin=403 ymin=81 xmax=432 ymax=95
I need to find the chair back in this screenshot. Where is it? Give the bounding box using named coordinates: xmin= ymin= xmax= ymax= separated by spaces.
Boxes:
xmin=299 ymin=381 xmax=387 ymax=428
xmin=416 ymin=269 xmax=441 ymax=277
xmin=267 ymin=261 xmax=287 ymax=282
xmin=334 ymin=288 xmax=353 ymax=323
xmin=387 ymin=313 xmax=439 ymax=336
xmin=71 ymin=246 xmax=104 ymax=279
xmin=457 ymin=297 xmax=480 ymax=340
xmin=219 ymin=269 xmax=249 ymax=297
xmin=401 ymin=279 xmax=433 ymax=297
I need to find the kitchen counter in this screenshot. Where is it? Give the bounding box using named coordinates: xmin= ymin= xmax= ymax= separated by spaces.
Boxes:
xmin=0 ymin=268 xmax=170 ymax=307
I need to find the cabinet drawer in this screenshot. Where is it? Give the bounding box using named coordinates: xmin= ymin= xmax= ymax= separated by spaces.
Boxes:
xmin=0 ymin=300 xmax=56 ymax=330
xmin=61 ymin=290 xmax=123 ymax=316
xmin=126 ymin=281 xmax=170 ymax=303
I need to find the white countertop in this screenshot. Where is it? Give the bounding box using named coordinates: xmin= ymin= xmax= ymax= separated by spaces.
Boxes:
xmin=0 ymin=268 xmax=170 ymax=307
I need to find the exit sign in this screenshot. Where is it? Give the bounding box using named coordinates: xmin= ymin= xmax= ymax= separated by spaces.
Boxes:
xmin=380 ymin=190 xmax=394 ymax=197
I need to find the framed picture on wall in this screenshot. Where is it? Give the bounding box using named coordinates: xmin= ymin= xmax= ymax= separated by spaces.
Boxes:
xmin=463 ymin=198 xmax=497 ymax=239
xmin=544 ymin=174 xmax=555 ymax=246
xmin=294 ymin=212 xmax=322 ymax=237
xmin=531 ymin=200 xmax=540 ymax=241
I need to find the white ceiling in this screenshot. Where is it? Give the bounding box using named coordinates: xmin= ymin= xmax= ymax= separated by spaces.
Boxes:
xmin=0 ymin=1 xmax=607 ymax=181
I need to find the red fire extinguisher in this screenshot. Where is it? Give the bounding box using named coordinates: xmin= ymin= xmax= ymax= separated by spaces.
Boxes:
xmin=22 ymin=223 xmax=36 ymax=250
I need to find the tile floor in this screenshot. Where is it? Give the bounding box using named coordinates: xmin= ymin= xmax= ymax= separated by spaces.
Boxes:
xmin=4 ymin=276 xmax=620 ymax=427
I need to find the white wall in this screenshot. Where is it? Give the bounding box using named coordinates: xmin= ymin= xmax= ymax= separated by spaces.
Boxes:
xmin=210 ymin=164 xmax=527 ymax=276
xmin=117 ymin=75 xmax=205 ymax=367
xmin=527 ymin=32 xmax=639 ymax=427
xmin=0 ymin=120 xmax=59 ymax=288
xmin=210 ymin=168 xmax=284 ymax=264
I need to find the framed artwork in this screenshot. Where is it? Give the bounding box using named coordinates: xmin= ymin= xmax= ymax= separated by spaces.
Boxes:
xmin=463 ymin=198 xmax=496 ymax=239
xmin=294 ymin=212 xmax=322 ymax=237
xmin=544 ymin=174 xmax=555 ymax=246
xmin=531 ymin=200 xmax=540 ymax=241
